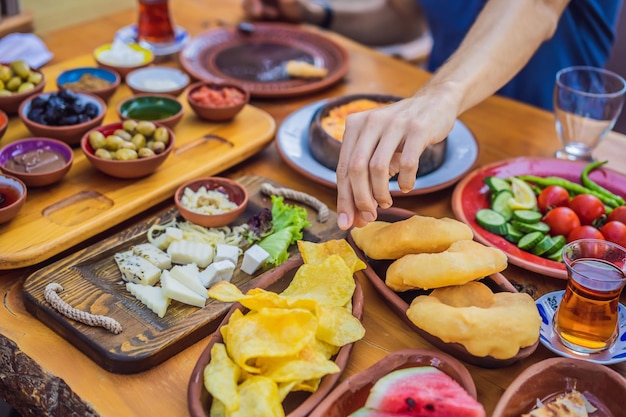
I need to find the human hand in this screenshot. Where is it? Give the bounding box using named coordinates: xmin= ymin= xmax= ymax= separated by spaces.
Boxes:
xmin=241 ymin=0 xmax=305 ymax=22
xmin=335 ymin=91 xmax=458 ymax=230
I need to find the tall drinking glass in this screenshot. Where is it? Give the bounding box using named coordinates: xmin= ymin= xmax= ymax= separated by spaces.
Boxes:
xmin=554 ymin=66 xmax=626 ymax=161
xmin=553 ymin=239 xmax=626 ymax=354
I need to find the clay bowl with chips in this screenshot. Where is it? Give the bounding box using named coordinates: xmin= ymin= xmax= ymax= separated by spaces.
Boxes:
xmin=492 ymin=357 xmax=626 ymax=417
xmin=175 ymin=177 xmax=249 ymax=228
xmin=308 ymin=94 xmax=448 ymax=174
xmin=308 ymin=348 xmax=480 ymax=417
xmin=347 ymin=206 xmax=539 ymax=369
xmin=188 ymin=256 xmax=365 ymax=417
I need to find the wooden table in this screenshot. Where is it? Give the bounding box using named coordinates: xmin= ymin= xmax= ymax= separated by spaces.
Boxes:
xmin=1 ymin=1 xmax=625 ymax=416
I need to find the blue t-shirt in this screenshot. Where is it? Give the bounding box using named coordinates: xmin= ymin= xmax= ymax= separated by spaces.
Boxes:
xmin=418 ymin=0 xmax=622 ymax=110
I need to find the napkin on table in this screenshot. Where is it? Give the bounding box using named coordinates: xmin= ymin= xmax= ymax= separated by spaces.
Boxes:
xmin=0 ymin=33 xmax=53 ymax=68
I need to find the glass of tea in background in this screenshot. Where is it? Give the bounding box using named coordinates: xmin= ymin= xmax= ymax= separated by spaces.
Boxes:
xmin=137 ymin=0 xmax=175 ymax=44
xmin=554 ymin=239 xmax=626 ymax=354
xmin=553 ymin=66 xmax=626 ymax=161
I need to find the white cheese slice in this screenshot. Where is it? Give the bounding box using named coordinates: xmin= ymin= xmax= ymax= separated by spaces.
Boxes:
xmin=115 ymin=254 xmax=161 ymax=286
xmin=126 ymin=282 xmax=171 ymax=318
xmin=167 ymin=239 xmax=214 ymax=268
xmin=169 ymin=264 xmax=207 ymax=299
xmin=215 ymin=244 xmax=240 ymax=266
xmin=132 ymin=242 xmax=172 ymax=269
xmin=241 ymin=244 xmax=270 ymax=275
xmin=160 ymin=269 xmax=206 ymax=308
xmin=198 ymin=260 xmax=236 ymax=288
xmin=151 ymin=226 xmax=184 ymax=250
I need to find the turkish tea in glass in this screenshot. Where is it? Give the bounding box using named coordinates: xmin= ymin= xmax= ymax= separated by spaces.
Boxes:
xmin=137 ymin=0 xmax=175 ymax=44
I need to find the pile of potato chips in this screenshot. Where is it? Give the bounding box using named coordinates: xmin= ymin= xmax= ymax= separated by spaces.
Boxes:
xmin=203 ymin=239 xmax=366 ymax=417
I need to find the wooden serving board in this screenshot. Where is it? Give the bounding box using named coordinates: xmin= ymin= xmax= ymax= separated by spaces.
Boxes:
xmin=22 ymin=175 xmax=345 ymax=374
xmin=0 ymin=55 xmax=276 ymax=269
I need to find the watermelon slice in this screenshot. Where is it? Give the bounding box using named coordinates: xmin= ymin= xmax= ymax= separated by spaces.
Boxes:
xmin=352 ymin=366 xmax=485 ymax=417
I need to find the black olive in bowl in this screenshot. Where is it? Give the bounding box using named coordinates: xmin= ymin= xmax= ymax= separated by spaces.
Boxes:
xmin=308 ymin=94 xmax=447 ymax=177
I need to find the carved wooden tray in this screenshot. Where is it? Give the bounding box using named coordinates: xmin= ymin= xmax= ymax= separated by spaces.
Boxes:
xmin=22 ymin=175 xmax=344 ymax=374
xmin=0 ymin=55 xmax=276 ymax=269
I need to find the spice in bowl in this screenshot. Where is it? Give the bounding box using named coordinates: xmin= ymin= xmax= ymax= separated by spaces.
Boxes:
xmin=63 ymin=73 xmax=112 ymax=92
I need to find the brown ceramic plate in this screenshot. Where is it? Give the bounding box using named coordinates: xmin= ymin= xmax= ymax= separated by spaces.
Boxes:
xmin=180 ymin=23 xmax=349 ymax=98
xmin=347 ymin=206 xmax=539 ymax=368
xmin=308 ymin=348 xmax=479 ymax=417
xmin=187 ymin=258 xmax=364 ymax=417
xmin=492 ymin=357 xmax=626 ymax=417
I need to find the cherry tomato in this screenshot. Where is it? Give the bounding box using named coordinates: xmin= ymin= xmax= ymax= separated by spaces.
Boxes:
xmin=599 ymin=221 xmax=626 ymax=248
xmin=543 ymin=206 xmax=581 ymax=237
xmin=566 ymin=225 xmax=605 ymax=243
xmin=608 ymin=206 xmax=626 ymax=224
xmin=537 ymin=185 xmax=570 ymax=213
xmin=568 ymin=194 xmax=606 ymax=225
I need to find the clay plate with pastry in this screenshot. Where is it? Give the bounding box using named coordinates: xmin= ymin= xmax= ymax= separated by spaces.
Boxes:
xmin=347 ymin=206 xmax=539 ymax=368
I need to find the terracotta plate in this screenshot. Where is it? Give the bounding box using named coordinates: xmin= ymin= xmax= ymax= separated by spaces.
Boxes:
xmin=180 ymin=23 xmax=349 ymax=98
xmin=536 ymin=290 xmax=626 ymax=364
xmin=347 ymin=206 xmax=539 ymax=368
xmin=492 ymin=357 xmax=626 ymax=417
xmin=308 ymin=348 xmax=478 ymax=417
xmin=276 ymin=101 xmax=478 ymax=196
xmin=187 ymin=258 xmax=364 ymax=417
xmin=451 ymin=157 xmax=626 ymax=279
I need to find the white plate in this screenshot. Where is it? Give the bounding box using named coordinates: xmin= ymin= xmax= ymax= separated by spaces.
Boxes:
xmin=536 ymin=290 xmax=626 ymax=364
xmin=275 ymin=100 xmax=479 ymax=196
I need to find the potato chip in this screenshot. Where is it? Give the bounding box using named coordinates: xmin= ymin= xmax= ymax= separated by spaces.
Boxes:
xmin=230 ymin=376 xmax=284 ymax=417
xmin=209 ymin=281 xmax=319 ymax=312
xmin=207 ymin=281 xmax=245 ymax=302
xmin=209 ymin=398 xmax=226 ymax=417
xmin=316 ymin=304 xmax=366 ymax=346
xmin=204 ymin=343 xmax=241 ymax=413
xmin=257 ymin=343 xmax=339 ymax=383
xmin=298 ymin=239 xmax=366 ymax=273
xmin=281 ymin=255 xmax=355 ymax=307
xmin=224 ymin=308 xmax=318 ymax=373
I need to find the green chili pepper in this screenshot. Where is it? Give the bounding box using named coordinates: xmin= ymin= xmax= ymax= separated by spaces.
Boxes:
xmin=517 ymin=175 xmax=622 ymax=208
xmin=581 ymin=160 xmax=625 ymax=206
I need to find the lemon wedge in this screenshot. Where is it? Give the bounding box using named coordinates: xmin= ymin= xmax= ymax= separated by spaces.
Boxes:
xmin=508 ymin=177 xmax=537 ymax=210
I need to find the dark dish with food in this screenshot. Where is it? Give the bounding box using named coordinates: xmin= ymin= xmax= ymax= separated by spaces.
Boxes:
xmin=26 ymin=90 xmax=100 ymax=126
xmin=0 ymin=173 xmax=26 ymax=223
xmin=308 ymin=94 xmax=447 ymax=177
xmin=117 ymin=94 xmax=184 ymax=129
xmin=4 ymin=148 xmax=67 ymax=174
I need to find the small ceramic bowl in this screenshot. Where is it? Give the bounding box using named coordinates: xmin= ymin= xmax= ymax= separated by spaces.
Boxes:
xmin=56 ymin=66 xmax=121 ymax=103
xmin=186 ymin=81 xmax=249 ymax=122
xmin=126 ymin=66 xmax=190 ymax=97
xmin=308 ymin=94 xmax=447 ymax=174
xmin=175 ymin=177 xmax=248 ymax=227
xmin=81 ymin=121 xmax=175 ymax=179
xmin=308 ymin=349 xmax=479 ymax=417
xmin=93 ymin=42 xmax=154 ymax=80
xmin=117 ymin=93 xmax=184 ymax=129
xmin=0 ymin=173 xmax=27 ymax=224
xmin=492 ymin=357 xmax=626 ymax=417
xmin=0 ymin=109 xmax=7 ymax=140
xmin=19 ymin=90 xmax=107 ymax=146
xmin=0 ymin=62 xmax=46 ymax=115
xmin=0 ymin=138 xmax=74 ymax=187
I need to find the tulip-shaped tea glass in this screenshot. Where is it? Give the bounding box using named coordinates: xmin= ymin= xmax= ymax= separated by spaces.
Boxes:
xmin=554 ymin=66 xmax=626 ymax=161
xmin=554 ymin=239 xmax=626 ymax=354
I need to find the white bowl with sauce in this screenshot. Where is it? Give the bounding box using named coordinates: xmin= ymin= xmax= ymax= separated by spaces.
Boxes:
xmin=126 ymin=66 xmax=190 ymax=97
xmin=0 ymin=137 xmax=74 ymax=187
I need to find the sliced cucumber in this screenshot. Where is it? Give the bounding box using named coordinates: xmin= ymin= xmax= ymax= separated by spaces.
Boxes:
xmin=517 ymin=231 xmax=544 ymax=251
xmin=512 ymin=209 xmax=543 ymax=223
xmin=511 ymin=220 xmax=551 ymax=234
xmin=484 ymin=176 xmax=511 ymax=193
xmin=531 ymin=235 xmax=556 ymax=256
xmin=491 ymin=190 xmax=514 ymax=221
xmin=504 ymin=223 xmax=524 ymax=243
xmin=547 ymin=246 xmax=564 ymax=262
xmin=545 ymin=235 xmax=566 ymax=256
xmin=476 ymin=208 xmax=508 ymax=236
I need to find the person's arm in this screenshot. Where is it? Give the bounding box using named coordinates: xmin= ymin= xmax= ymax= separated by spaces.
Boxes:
xmin=335 ymin=0 xmax=571 ymax=230
xmin=241 ymin=0 xmax=426 ymax=46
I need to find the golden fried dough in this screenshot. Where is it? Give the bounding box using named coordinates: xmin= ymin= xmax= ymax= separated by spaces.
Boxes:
xmin=350 ymin=215 xmax=473 ymax=260
xmin=406 ymin=282 xmax=541 ymax=359
xmin=385 ymin=240 xmax=507 ymax=291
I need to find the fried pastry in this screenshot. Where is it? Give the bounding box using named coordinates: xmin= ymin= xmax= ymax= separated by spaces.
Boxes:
xmin=385 ymin=239 xmax=507 ymax=291
xmin=285 ymin=60 xmax=328 ymax=78
xmin=406 ymin=281 xmax=541 ymax=359
xmin=350 ymin=215 xmax=473 ymax=260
